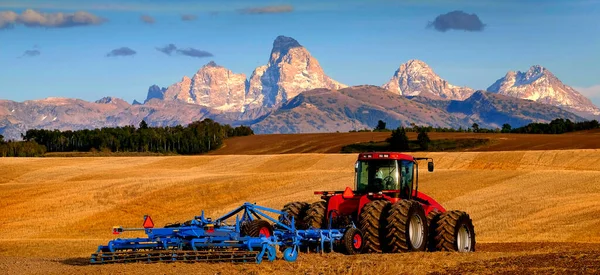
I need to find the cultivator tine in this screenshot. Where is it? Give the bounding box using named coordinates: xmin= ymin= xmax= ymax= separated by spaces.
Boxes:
xmin=90 ymin=250 xmax=260 ymax=264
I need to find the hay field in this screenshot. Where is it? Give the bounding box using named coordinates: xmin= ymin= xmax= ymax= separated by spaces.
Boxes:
xmin=210 ymin=130 xmax=600 ymax=154
xmin=1 ymin=150 xmax=600 ymax=274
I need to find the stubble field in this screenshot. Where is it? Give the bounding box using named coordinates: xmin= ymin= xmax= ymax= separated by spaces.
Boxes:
xmin=1 ymin=149 xmax=600 ymax=274
xmin=210 ymin=130 xmax=600 ymax=154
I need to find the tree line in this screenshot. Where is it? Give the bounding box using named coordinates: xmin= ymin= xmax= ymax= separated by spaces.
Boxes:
xmin=9 ymin=119 xmax=253 ymax=156
xmin=510 ymin=118 xmax=599 ymax=134
xmin=364 ymin=119 xmax=600 ymax=135
xmin=0 ymin=134 xmax=47 ymax=157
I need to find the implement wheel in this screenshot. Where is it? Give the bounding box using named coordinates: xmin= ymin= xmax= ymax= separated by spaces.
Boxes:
xmin=358 ymin=200 xmax=391 ymax=253
xmin=241 ymin=219 xmax=273 ymax=237
xmin=385 ymin=200 xmax=428 ymax=252
xmin=432 ymin=210 xmax=476 ymax=252
xmin=303 ymin=201 xmax=327 ymax=229
xmin=279 ymin=201 xmax=309 ymax=229
xmin=340 ymin=227 xmax=364 ymax=255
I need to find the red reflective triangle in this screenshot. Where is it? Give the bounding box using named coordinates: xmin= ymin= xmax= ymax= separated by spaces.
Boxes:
xmin=143 ymin=215 xmax=154 ymax=228
xmin=342 ymin=186 xmax=354 ymax=199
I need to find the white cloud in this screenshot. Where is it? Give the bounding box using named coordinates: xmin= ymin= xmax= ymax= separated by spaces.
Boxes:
xmin=0 ymin=9 xmax=105 ymax=29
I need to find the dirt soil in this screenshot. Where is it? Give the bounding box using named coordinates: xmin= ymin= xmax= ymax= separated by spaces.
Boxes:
xmin=0 ymin=242 xmax=599 ymax=274
xmin=210 ymin=130 xmax=600 ymax=154
xmin=2 ymin=150 xmax=600 ymax=274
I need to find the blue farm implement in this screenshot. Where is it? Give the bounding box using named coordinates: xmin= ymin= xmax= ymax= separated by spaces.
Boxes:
xmin=90 ymin=202 xmax=362 ymax=264
xmin=91 ymin=152 xmax=476 ymax=265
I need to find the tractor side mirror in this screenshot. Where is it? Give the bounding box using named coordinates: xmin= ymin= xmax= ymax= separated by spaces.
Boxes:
xmin=428 ymin=162 xmax=434 ymax=172
xmin=354 ymin=161 xmax=359 ymax=172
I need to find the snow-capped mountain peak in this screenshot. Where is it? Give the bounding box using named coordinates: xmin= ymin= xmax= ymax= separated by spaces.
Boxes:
xmin=487 ymin=65 xmax=600 ymax=116
xmin=382 ymin=59 xmax=474 ymax=100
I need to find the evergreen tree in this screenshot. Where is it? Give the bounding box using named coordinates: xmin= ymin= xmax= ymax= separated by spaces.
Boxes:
xmin=417 ymin=128 xmax=430 ymax=150
xmin=387 ymin=127 xmax=409 ymax=151
xmin=374 ymin=120 xmax=387 ymax=131
xmin=139 ymin=120 xmax=149 ymax=129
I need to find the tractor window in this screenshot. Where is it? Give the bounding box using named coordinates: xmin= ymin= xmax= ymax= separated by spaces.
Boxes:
xmin=400 ymin=161 xmax=415 ymax=198
xmin=355 ymin=160 xmax=399 ymax=192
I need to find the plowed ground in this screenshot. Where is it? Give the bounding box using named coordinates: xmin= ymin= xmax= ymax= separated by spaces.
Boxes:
xmin=210 ymin=130 xmax=600 ymax=154
xmin=1 ymin=150 xmax=600 ymax=274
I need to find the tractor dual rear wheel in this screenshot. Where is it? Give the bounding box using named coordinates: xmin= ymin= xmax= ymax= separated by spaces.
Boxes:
xmin=385 ymin=200 xmax=428 ymax=252
xmin=432 ymin=210 xmax=476 ymax=252
xmin=358 ymin=200 xmax=391 ymax=253
xmin=304 ymin=201 xmax=327 ymax=229
xmin=279 ymin=201 xmax=309 ymax=229
xmin=426 ymin=209 xmax=443 ymax=252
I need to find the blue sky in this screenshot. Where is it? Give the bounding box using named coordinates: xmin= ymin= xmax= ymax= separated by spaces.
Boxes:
xmin=0 ymin=0 xmax=599 ymax=105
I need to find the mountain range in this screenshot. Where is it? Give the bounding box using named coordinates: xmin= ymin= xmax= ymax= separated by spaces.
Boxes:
xmin=0 ymin=35 xmax=597 ymax=140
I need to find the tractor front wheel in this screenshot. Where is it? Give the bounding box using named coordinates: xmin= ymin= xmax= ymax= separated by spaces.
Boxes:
xmin=432 ymin=210 xmax=476 ymax=252
xmin=385 ymin=200 xmax=428 ymax=252
xmin=358 ymin=200 xmax=391 ymax=253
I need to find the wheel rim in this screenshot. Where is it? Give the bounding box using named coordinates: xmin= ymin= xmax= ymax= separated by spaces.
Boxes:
xmin=259 ymin=227 xmax=271 ymax=237
xmin=408 ymin=215 xmax=424 ymax=248
xmin=457 ymin=225 xmax=472 ymax=252
xmin=353 ymin=233 xmax=362 ymax=249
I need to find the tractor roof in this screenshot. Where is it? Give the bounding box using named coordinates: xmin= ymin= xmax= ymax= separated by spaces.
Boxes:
xmin=357 ymin=152 xmax=415 ymax=162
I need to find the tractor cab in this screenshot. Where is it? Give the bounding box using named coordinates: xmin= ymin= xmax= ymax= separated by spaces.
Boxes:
xmin=354 ymin=152 xmax=433 ymax=199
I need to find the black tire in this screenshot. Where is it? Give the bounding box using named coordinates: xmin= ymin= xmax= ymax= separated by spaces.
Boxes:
xmin=279 ymin=201 xmax=309 ymax=229
xmin=426 ymin=209 xmax=442 ymax=252
xmin=340 ymin=227 xmax=364 ymax=255
xmin=358 ymin=200 xmax=391 ymax=253
xmin=304 ymin=201 xmax=327 ymax=229
xmin=241 ymin=219 xmax=273 ymax=237
xmin=385 ymin=200 xmax=428 ymax=252
xmin=432 ymin=210 xmax=476 ymax=252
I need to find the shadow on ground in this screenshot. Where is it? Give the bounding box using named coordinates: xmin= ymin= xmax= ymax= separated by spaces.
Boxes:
xmin=59 ymin=257 xmax=93 ymax=266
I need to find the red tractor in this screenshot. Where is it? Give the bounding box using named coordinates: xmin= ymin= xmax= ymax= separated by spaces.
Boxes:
xmin=280 ymin=152 xmax=475 ymax=253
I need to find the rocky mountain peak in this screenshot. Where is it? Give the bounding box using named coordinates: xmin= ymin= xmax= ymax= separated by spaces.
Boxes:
xmin=246 ymin=35 xmax=346 ymax=108
xmin=383 ymin=60 xmax=474 ymax=100
xmin=401 ymin=59 xmax=434 ymax=73
xmin=146 ymin=84 xmax=167 ymax=102
xmin=271 ymin=35 xmax=302 ymax=55
xmin=203 ymin=61 xmax=220 ymax=68
xmin=94 ymin=97 xmax=129 ymax=108
xmin=487 ymin=65 xmax=600 ymax=116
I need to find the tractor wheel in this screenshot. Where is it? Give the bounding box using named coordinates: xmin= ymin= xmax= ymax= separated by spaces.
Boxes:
xmin=304 ymin=201 xmax=327 ymax=229
xmin=279 ymin=201 xmax=309 ymax=229
xmin=340 ymin=227 xmax=364 ymax=255
xmin=358 ymin=200 xmax=391 ymax=253
xmin=426 ymin=209 xmax=442 ymax=252
xmin=241 ymin=219 xmax=273 ymax=238
xmin=385 ymin=200 xmax=428 ymax=252
xmin=432 ymin=210 xmax=476 ymax=252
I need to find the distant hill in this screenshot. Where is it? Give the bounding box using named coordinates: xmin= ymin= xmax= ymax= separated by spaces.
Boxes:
xmin=410 ymin=90 xmax=583 ymax=129
xmin=253 ymin=86 xmax=583 ymax=134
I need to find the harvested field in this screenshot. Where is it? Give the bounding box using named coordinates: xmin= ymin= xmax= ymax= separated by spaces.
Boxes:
xmin=1 ymin=150 xmax=600 ymax=274
xmin=210 ymin=130 xmax=600 ymax=154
